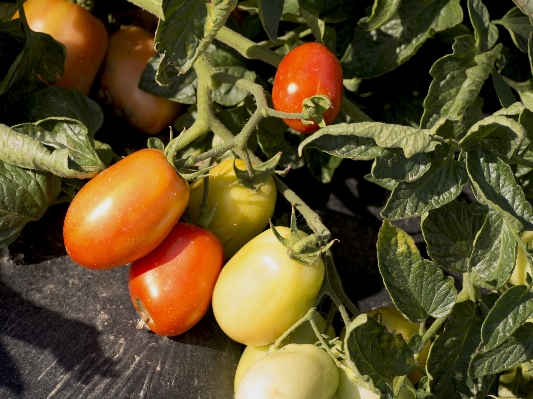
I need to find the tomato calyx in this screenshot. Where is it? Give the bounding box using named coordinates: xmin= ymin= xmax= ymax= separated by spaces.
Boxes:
xmin=134 ymin=297 xmax=152 ymax=330
xmin=271 ymin=209 xmax=336 ymax=265
xmin=231 ymin=153 xmax=281 ymax=190
xmin=300 ymin=95 xmax=333 ymax=129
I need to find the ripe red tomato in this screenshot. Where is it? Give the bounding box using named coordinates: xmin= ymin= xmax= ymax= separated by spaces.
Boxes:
xmin=63 ymin=149 xmax=190 ymax=270
xmin=13 ymin=0 xmax=108 ymax=95
xmin=272 ymin=42 xmax=343 ymax=133
xmin=99 ymin=26 xmax=182 ymax=135
xmin=128 ymin=222 xmax=224 ymax=336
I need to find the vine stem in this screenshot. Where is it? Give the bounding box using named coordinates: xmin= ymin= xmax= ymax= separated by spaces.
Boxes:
xmin=422 ymin=315 xmax=448 ymax=345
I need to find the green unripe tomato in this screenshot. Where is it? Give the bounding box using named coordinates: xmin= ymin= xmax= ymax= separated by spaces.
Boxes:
xmin=187 ymin=159 xmax=277 ymax=259
xmin=336 ymin=359 xmax=414 ymax=399
xmin=234 ymin=312 xmax=336 ymax=392
xmin=498 ymin=364 xmax=533 ymax=398
xmin=235 ymin=344 xmax=339 ymax=399
xmin=509 ymin=231 xmax=533 ymax=286
xmin=212 ymin=227 xmax=325 ymax=346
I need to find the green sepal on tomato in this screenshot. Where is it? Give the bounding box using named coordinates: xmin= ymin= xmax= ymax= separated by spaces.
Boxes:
xmin=235 ymin=344 xmax=339 ymax=399
xmin=128 ymin=222 xmax=224 ymax=337
xmin=13 ymin=0 xmax=108 ymax=95
xmin=187 ymin=159 xmax=277 ymax=259
xmin=212 ymin=226 xmax=325 ymax=346
xmin=63 ymin=148 xmax=190 ymax=270
xmin=272 ymin=42 xmax=343 ymax=134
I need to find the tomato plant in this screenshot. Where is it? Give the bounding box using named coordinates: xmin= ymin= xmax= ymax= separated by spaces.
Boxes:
xmin=187 ymin=158 xmax=277 ymax=259
xmin=212 ymin=226 xmax=325 ymax=346
xmin=63 ymin=148 xmax=190 ymax=270
xmin=233 ymin=312 xmax=335 ymax=392
xmin=272 ymin=42 xmax=343 ymax=134
xmin=13 ymin=0 xmax=108 ymax=95
xmin=366 ymin=307 xmax=430 ymax=384
xmin=128 ymin=222 xmax=224 ymax=336
xmin=99 ymin=26 xmax=182 ymax=134
xmin=235 ymin=344 xmax=339 ymax=399
xmin=508 ymin=231 xmax=533 ymax=286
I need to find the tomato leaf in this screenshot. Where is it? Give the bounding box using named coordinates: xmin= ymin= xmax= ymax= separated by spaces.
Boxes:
xmin=421 ymin=201 xmax=486 ymax=272
xmin=298 ymin=5 xmax=336 ymax=52
xmin=492 ymin=70 xmax=519 ymax=108
xmin=0 ymin=3 xmax=17 ymax=22
xmin=0 ymin=119 xmax=105 ymax=179
xmin=377 ymin=220 xmax=457 ymax=323
xmin=299 ymin=122 xmax=431 ymax=159
xmin=257 ymin=0 xmax=283 ymax=42
xmin=125 ymin=0 xmax=164 ymax=19
xmin=381 ymin=145 xmax=467 ymax=220
xmin=478 ymin=285 xmax=533 ymax=354
xmin=420 ymin=35 xmax=501 ymax=129
xmin=371 ymin=149 xmax=432 ymax=183
xmin=154 ymin=0 xmax=237 ymax=83
xmin=467 ymin=0 xmax=498 ymax=53
xmin=364 ymin=174 xmax=398 ymax=191
xmin=0 ymin=160 xmax=61 ymax=247
xmin=459 ymin=115 xmax=526 ymax=159
xmin=300 ymin=131 xmax=384 ymax=161
xmin=340 ymin=0 xmax=463 ymax=79
xmin=14 ymin=86 xmax=104 ymax=138
xmin=469 ymin=210 xmax=518 ymax=290
xmin=494 ymin=7 xmax=533 ymax=53
xmin=302 ymin=148 xmax=342 ymax=184
xmin=466 ymin=146 xmax=533 ymax=231
xmin=344 ymin=314 xmax=415 ymax=398
xmin=469 ymin=323 xmax=533 ymax=378
xmin=358 ymin=0 xmax=401 ymax=31
xmin=427 ymin=300 xmax=495 ymax=399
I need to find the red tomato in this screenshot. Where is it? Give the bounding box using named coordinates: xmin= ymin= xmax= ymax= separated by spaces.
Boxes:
xmin=13 ymin=0 xmax=108 ymax=95
xmin=128 ymin=222 xmax=224 ymax=336
xmin=272 ymin=42 xmax=343 ymax=133
xmin=99 ymin=26 xmax=182 ymax=135
xmin=63 ymin=149 xmax=190 ymax=270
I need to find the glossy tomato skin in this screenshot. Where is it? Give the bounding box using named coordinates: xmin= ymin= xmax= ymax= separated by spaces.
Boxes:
xmin=13 ymin=0 xmax=108 ymax=95
xmin=99 ymin=26 xmax=182 ymax=135
xmin=128 ymin=222 xmax=224 ymax=336
xmin=63 ymin=149 xmax=190 ymax=270
xmin=235 ymin=344 xmax=339 ymax=399
xmin=212 ymin=227 xmax=325 ymax=346
xmin=272 ymin=42 xmax=343 ymax=133
xmin=187 ymin=159 xmax=277 ymax=259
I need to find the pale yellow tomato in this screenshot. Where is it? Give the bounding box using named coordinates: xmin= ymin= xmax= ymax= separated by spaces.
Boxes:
xmin=509 ymin=231 xmax=533 ymax=286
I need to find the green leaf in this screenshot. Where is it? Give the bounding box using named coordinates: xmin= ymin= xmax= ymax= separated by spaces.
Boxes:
xmin=345 ymin=314 xmax=415 ymax=397
xmin=303 ymin=148 xmax=342 ymax=184
xmin=0 ymin=3 xmax=17 ymax=22
xmin=427 ymin=300 xmax=495 ymax=399
xmin=299 ymin=122 xmax=431 ymax=159
xmin=139 ymin=55 xmax=198 ymax=104
xmin=0 ymin=160 xmax=61 ymax=247
xmin=467 ymin=0 xmax=498 ymax=52
xmin=381 ymin=145 xmax=467 ymax=220
xmin=466 ymin=146 xmax=533 ymax=231
xmin=257 ymin=0 xmax=283 ymax=41
xmin=459 ymin=114 xmax=526 ymax=159
xmin=154 ymin=0 xmax=237 ymax=83
xmin=420 ymin=35 xmax=501 ymax=129
xmin=340 ymin=0 xmax=463 ymax=79
xmin=470 ymin=323 xmax=533 ymax=378
xmin=0 ymin=119 xmax=105 ymax=179
xmin=469 ymin=210 xmax=518 ymax=290
xmin=371 ymin=148 xmax=431 ymax=183
xmin=358 ymin=0 xmax=401 ymax=31
xmin=255 ymin=117 xmax=304 ymax=170
xmin=298 ymin=5 xmax=336 ymax=51
xmin=364 ymin=174 xmax=399 ymax=191
xmin=377 ymin=220 xmax=457 ymax=323
xmin=421 ymin=200 xmax=486 ymax=272
xmin=478 ymin=285 xmax=533 ymax=354
xmin=494 ymin=7 xmax=533 ymax=53
xmin=16 ymin=86 xmax=104 ymax=138
xmin=492 ymin=69 xmax=519 ymax=108
xmin=126 ymin=0 xmax=164 ymax=19
xmin=513 ymin=0 xmax=533 ymax=22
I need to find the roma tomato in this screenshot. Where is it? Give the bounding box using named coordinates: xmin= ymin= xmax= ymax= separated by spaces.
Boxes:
xmin=13 ymin=0 xmax=108 ymax=95
xmin=508 ymin=231 xmax=533 ymax=286
xmin=212 ymin=227 xmax=325 ymax=346
xmin=187 ymin=159 xmax=277 ymax=259
xmin=272 ymin=42 xmax=343 ymax=133
xmin=234 ymin=312 xmax=336 ymax=392
xmin=366 ymin=307 xmax=430 ymax=384
xmin=99 ymin=26 xmax=182 ymax=134
xmin=235 ymin=344 xmax=339 ymax=399
xmin=63 ymin=148 xmax=190 ymax=270
xmin=336 ymin=360 xmax=414 ymax=399
xmin=128 ymin=222 xmax=224 ymax=336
